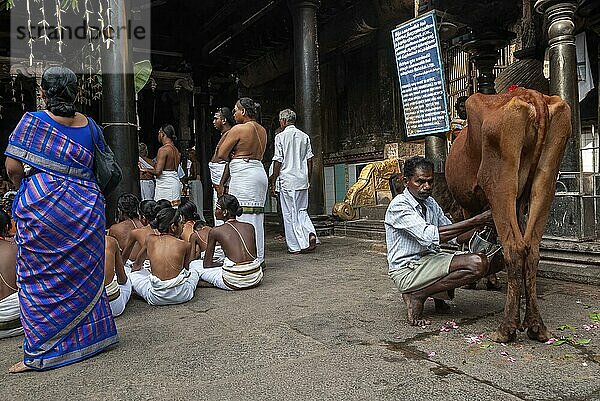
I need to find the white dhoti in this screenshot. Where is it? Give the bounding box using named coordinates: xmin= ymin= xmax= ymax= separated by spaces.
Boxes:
xmin=129 ymin=268 xmax=200 ymax=306
xmin=198 ymin=245 xmax=225 ymax=265
xmin=125 ymin=259 xmax=150 ymax=272
xmin=0 ymin=292 xmax=23 ymax=339
xmin=228 ymin=159 xmax=268 ymax=262
xmin=154 ymin=171 xmax=182 ymax=205
xmin=189 ymin=256 xmax=262 ymax=291
xmin=188 ymin=179 xmax=204 ymax=220
xmin=208 ymin=161 xmax=227 ymax=227
xmin=280 ymin=188 xmax=318 ymax=252
xmin=186 ymin=245 xmax=226 ymax=289
xmin=106 ymin=277 xmax=132 ymax=317
xmin=139 ymin=157 xmax=156 ymax=200
xmin=140 ymin=180 xmax=155 ymax=201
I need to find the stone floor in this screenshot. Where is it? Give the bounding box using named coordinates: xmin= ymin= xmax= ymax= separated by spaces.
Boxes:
xmin=1 ymin=233 xmax=599 ymax=400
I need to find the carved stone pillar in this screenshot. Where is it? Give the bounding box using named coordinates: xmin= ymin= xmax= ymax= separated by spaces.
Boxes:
xmin=535 ymin=0 xmax=581 ymax=173
xmin=101 ymin=0 xmax=139 ymax=223
xmin=288 ymin=0 xmax=324 ymax=215
xmin=462 ymin=32 xmax=513 ymax=95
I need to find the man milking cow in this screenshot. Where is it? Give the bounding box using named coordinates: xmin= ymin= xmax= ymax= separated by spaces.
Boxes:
xmin=385 ymin=156 xmax=502 ymax=326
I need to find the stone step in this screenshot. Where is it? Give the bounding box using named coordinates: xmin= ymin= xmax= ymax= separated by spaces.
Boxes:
xmin=357 ymin=205 xmax=388 ymax=220
xmin=265 ymin=213 xmax=335 ymax=237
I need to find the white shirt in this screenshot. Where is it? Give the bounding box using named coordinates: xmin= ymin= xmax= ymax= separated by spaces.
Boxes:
xmin=272 ymin=125 xmax=314 ymax=191
xmin=384 ymin=188 xmax=454 ymax=272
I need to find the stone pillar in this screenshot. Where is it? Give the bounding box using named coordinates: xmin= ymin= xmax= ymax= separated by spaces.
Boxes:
xmin=194 ymin=96 xmax=213 ymax=222
xmin=535 ymin=0 xmax=581 ymax=173
xmin=100 ymin=0 xmax=139 ymax=224
xmin=463 ymin=33 xmax=513 ymax=95
xmin=425 ymin=137 xmax=447 ymax=173
xmin=288 ymin=0 xmax=324 ymax=215
xmin=416 ymin=8 xmax=446 ymax=173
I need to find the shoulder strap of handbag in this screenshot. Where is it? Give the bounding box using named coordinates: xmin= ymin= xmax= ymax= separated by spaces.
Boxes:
xmin=87 ymin=117 xmax=104 ymax=150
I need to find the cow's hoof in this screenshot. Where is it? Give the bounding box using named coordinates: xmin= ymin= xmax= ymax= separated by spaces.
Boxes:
xmin=489 ymin=329 xmax=516 ymax=343
xmin=526 ymin=325 xmax=551 ymax=342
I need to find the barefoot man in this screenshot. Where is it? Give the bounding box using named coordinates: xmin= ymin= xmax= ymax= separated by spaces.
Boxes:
xmin=217 ymin=98 xmax=268 ymax=264
xmin=385 ymin=156 xmax=499 ymax=326
xmin=269 ymin=109 xmax=318 ymax=254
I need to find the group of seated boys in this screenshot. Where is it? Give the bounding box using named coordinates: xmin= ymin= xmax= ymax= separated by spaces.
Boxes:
xmin=0 ymin=193 xmax=262 ymax=338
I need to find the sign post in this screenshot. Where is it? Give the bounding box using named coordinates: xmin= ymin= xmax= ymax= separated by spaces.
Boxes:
xmin=391 ymin=11 xmax=450 ymax=140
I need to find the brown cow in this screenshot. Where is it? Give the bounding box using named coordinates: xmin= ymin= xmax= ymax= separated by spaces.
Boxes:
xmin=446 ymin=88 xmax=571 ymax=343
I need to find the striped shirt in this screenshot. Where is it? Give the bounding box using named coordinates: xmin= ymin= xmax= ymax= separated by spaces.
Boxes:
xmin=385 ymin=188 xmax=453 ymax=272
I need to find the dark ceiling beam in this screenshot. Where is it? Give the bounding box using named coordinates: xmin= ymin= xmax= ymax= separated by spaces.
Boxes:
xmin=203 ymin=0 xmax=282 ymax=56
xmin=196 ymin=0 xmax=237 ymax=34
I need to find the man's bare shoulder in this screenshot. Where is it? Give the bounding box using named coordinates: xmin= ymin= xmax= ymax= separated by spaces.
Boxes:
xmin=210 ymin=225 xmax=227 ymax=237
xmin=106 ymin=235 xmax=119 ymax=249
xmin=109 ymin=221 xmax=130 ymax=232
xmin=145 ymin=233 xmax=161 ymax=248
xmin=157 ymin=145 xmax=173 ymax=157
xmin=236 ymin=220 xmax=255 ymax=231
xmin=228 ymin=123 xmax=252 ymax=136
xmin=132 ymin=226 xmax=151 ymax=239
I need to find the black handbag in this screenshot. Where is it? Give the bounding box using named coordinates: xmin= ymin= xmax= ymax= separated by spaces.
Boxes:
xmin=88 ymin=118 xmax=123 ymax=195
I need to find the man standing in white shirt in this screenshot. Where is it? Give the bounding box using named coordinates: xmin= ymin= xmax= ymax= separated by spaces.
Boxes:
xmin=269 ymin=109 xmax=318 ymax=254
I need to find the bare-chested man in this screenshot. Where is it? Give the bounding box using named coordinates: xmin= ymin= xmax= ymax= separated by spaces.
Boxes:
xmin=189 ymin=220 xmax=211 ymax=259
xmin=216 ymin=98 xmax=268 ymax=264
xmin=189 ymin=194 xmax=262 ymax=290
xmin=141 ymin=124 xmax=182 ymax=206
xmin=130 ymin=208 xmax=200 ymax=305
xmin=107 ymin=193 xmax=142 ymax=251
xmin=0 ymin=209 xmax=21 ymax=338
xmin=178 ymin=200 xmax=202 ymax=242
xmin=209 ymin=107 xmax=236 ymax=226
xmin=104 ymin=235 xmax=131 ymax=317
xmin=121 ymin=200 xmax=169 ymax=266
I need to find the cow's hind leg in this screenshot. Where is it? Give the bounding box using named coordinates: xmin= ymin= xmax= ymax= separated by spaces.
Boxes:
xmin=478 ymin=104 xmax=531 ymax=343
xmin=522 ymin=246 xmax=550 ymax=342
xmin=480 ymin=173 xmax=526 ymax=343
xmin=489 ymin=253 xmax=523 ymax=343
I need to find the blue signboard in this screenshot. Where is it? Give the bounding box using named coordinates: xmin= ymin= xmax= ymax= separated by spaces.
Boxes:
xmin=391 ymin=11 xmax=450 ymax=139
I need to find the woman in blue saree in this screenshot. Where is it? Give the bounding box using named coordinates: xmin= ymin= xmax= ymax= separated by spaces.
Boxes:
xmin=4 ymin=66 xmax=118 ymax=373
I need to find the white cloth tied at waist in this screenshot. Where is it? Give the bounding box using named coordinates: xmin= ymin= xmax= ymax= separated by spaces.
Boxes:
xmin=0 ymin=292 xmax=20 ymax=321
xmin=139 ymin=157 xmax=153 ymax=170
xmin=154 ymin=170 xmax=181 ymax=202
xmin=0 ymin=292 xmax=23 ymax=338
xmin=200 ymin=245 xmax=225 ymax=264
xmin=126 ymin=259 xmax=151 ymax=271
xmin=105 ymin=278 xmax=120 ymax=299
xmin=222 ymin=257 xmax=263 ymax=289
xmin=228 ymin=159 xmax=268 ymax=208
xmin=150 ymin=268 xmax=193 ymax=291
xmin=208 ymin=161 xmax=227 ymax=186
